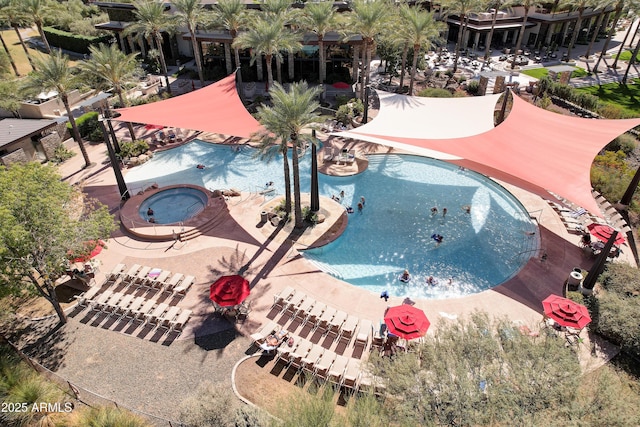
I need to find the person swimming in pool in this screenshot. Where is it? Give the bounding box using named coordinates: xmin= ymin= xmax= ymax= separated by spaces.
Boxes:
xmin=399 ymin=270 xmax=411 ymax=282
xmin=147 ymin=207 xmax=154 ymax=216
xmin=196 ymin=164 xmax=205 ymax=169
xmin=431 ymin=234 xmax=444 ymax=245
xmin=430 ymin=206 xmax=438 ymax=216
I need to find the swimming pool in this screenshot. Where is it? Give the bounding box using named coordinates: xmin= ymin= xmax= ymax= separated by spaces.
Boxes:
xmin=125 ymin=140 xmax=538 ymax=299
xmin=138 ymin=187 xmax=207 ymax=224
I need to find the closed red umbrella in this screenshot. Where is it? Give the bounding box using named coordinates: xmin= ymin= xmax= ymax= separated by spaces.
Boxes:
xmin=384 ymin=305 xmax=430 ymax=340
xmin=542 ymin=294 xmax=591 ymax=329
xmin=332 ymin=82 xmax=351 ymax=89
xmin=587 ymin=223 xmax=625 ymax=245
xmin=209 ymin=275 xmax=250 ymax=307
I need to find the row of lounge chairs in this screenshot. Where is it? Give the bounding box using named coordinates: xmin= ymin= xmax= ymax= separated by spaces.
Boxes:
xmin=75 ymin=287 xmax=192 ymax=333
xmin=271 ymin=287 xmax=373 ymax=348
xmin=107 ymin=264 xmax=195 ymax=299
xmin=251 ymin=320 xmax=384 ymax=393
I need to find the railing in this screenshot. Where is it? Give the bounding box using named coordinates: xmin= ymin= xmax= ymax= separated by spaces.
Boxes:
xmin=127 ymin=181 xmax=158 ymax=197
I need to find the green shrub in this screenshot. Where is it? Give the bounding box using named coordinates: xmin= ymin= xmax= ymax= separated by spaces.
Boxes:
xmin=417 ymin=88 xmax=452 ymax=98
xmin=605 ymin=134 xmax=637 ymax=155
xmin=466 ymin=80 xmax=480 ymax=95
xmin=118 ymin=140 xmax=149 ymax=159
xmin=43 ymin=26 xmax=109 ymax=54
xmin=68 ymin=111 xmax=99 ymax=139
xmin=50 ymin=144 xmax=75 ymax=164
xmin=335 ymin=98 xmax=363 ymax=124
xmin=302 ymin=206 xmax=318 ymax=226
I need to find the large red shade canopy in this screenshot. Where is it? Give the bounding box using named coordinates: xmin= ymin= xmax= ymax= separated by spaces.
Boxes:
xmin=115 ymin=73 xmax=262 ymax=139
xmin=542 ymin=294 xmax=591 ymax=329
xmin=209 ymin=275 xmax=250 ymax=307
xmin=587 ymin=223 xmax=626 ymax=245
xmin=384 ymin=305 xmax=430 ymax=340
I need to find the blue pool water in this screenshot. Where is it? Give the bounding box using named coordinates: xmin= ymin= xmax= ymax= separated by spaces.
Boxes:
xmin=139 ymin=187 xmax=207 ymax=224
xmin=125 ymin=140 xmax=538 ymax=299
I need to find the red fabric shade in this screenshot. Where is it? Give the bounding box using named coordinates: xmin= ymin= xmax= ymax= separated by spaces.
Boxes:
xmin=70 ymin=240 xmax=105 ymax=263
xmin=115 ymin=73 xmax=262 ymax=139
xmin=342 ymin=91 xmax=640 ymax=217
xmin=384 ymin=305 xmax=430 ymax=340
xmin=332 ymin=82 xmax=351 ymax=89
xmin=587 ymin=223 xmax=626 ymax=245
xmin=542 ymin=294 xmax=591 ymax=329
xmin=209 ymin=275 xmax=250 ymax=307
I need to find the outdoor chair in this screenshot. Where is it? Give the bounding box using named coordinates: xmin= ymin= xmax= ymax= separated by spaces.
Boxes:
xmin=291 ymin=297 xmax=315 ymax=325
xmin=123 ymin=296 xmax=146 ymax=320
xmin=164 ymin=273 xmax=184 ymax=292
xmin=304 ymin=302 xmax=326 ymax=329
xmin=134 ymin=299 xmax=157 ymax=321
xmin=123 ymin=264 xmax=142 ymax=282
xmin=282 ymin=291 xmax=306 ymax=319
xmin=146 ymin=302 xmax=169 ymax=325
xmin=173 ymin=275 xmax=195 ymax=299
xmin=358 ymin=370 xmax=386 ymax=396
xmin=328 ymin=310 xmax=348 ymax=338
xmin=287 ymin=338 xmax=313 ymax=369
xmin=159 ymin=306 xmax=181 ymax=329
xmin=272 ymin=286 xmax=295 ymax=308
xmin=114 ymin=294 xmax=135 ymax=317
xmin=355 ymin=319 xmax=373 ymax=349
xmin=314 ymin=307 xmax=337 ymax=334
xmin=75 ymin=286 xmax=102 ymax=307
xmin=235 ymin=301 xmax=252 ymax=323
xmin=89 ymin=289 xmax=113 ymax=310
xmin=341 ymin=358 xmax=361 ymax=390
xmin=300 ymin=343 xmax=324 ymax=371
xmin=250 ymin=320 xmax=278 ymax=345
xmin=340 ymin=315 xmax=359 ymax=344
xmin=170 ymin=309 xmax=193 ymax=333
xmin=141 ymin=268 xmax=163 ymax=288
xmin=312 ymin=350 xmax=336 ymax=382
xmin=134 ymin=266 xmax=152 ymax=284
xmin=106 ymin=264 xmax=126 ymax=282
xmin=149 ymin=270 xmax=171 ymax=291
xmin=327 ymin=355 xmax=349 ymax=386
xmin=276 ymin=337 xmax=298 ymax=365
xmin=100 ymin=292 xmax=123 ymax=313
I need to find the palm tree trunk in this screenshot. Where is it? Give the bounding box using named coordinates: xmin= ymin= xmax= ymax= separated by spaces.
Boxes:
xmin=13 ymin=24 xmax=36 ymax=71
xmin=613 ymin=20 xmax=636 ymax=69
xmin=62 ymin=95 xmax=91 ymax=167
xmin=511 ymin=9 xmax=529 ymax=69
xmin=585 ymin=11 xmax=605 ymax=60
xmin=484 ymin=9 xmax=498 ymax=64
xmin=224 ymin=42 xmax=233 ymax=75
xmin=234 ymin=47 xmax=241 ymax=71
xmin=154 ymin=33 xmax=172 ymax=94
xmin=359 ymin=40 xmax=368 ymax=100
xmin=276 ymin=57 xmax=283 ymax=84
xmin=453 ymin=15 xmax=465 ymax=73
xmin=622 ymin=30 xmax=640 ymax=85
xmin=352 ymin=45 xmax=359 ymax=83
xmin=288 ymin=51 xmax=294 ymax=81
xmin=36 ymin=22 xmax=52 ymax=53
xmin=256 ymin=55 xmax=263 ymax=81
xmin=566 ymin=10 xmax=585 ymax=61
xmin=409 ymin=45 xmax=419 ymax=95
xmin=117 ymin=91 xmax=136 ymax=142
xmin=291 ymin=134 xmax=303 ymax=229
xmin=0 ymin=33 xmax=20 ymax=76
xmin=282 ymin=145 xmax=291 ymax=218
xmin=318 ymin=36 xmax=325 ymax=84
xmin=189 ymin=27 xmax=205 ymax=86
xmin=364 ymin=41 xmax=373 ymax=97
xmin=399 ymin=43 xmax=408 ymax=89
xmin=266 ymin=54 xmax=274 ymax=91
xmin=594 ymin=4 xmax=623 ymax=73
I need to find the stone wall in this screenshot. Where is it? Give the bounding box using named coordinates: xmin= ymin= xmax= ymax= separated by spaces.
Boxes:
xmin=40 ymin=132 xmax=62 ymax=161
xmin=1 ymin=148 xmax=28 ymax=166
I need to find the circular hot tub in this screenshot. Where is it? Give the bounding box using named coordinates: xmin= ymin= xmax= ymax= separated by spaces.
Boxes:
xmin=139 ymin=187 xmax=207 ymax=224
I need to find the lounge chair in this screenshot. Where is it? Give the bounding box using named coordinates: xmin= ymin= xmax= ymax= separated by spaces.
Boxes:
xmin=171 ymin=309 xmax=192 ymax=332
xmin=287 ymin=338 xmax=313 ymax=368
xmin=114 ymin=294 xmax=135 ymax=316
xmin=300 ymin=343 xmax=324 ymax=371
xmin=146 ymin=302 xmax=169 ymax=325
xmin=173 ymin=275 xmax=195 ymax=298
xmin=327 ymin=355 xmax=349 ymax=385
xmin=89 ymin=289 xmax=113 ymax=310
xmin=250 ymin=320 xmax=278 ymax=345
xmin=342 ymin=358 xmax=361 ymax=389
xmin=134 ymin=266 xmax=152 ymax=284
xmin=315 ymin=307 xmax=337 ymax=334
xmin=355 ymin=319 xmax=373 ymax=349
xmin=100 ymin=292 xmax=123 ymax=312
xmin=272 ymin=286 xmax=295 ymax=307
xmin=282 ymin=291 xmax=306 ymax=319
xmin=305 ymin=302 xmax=326 ymax=329
xmin=123 ymin=296 xmax=146 ymax=319
xmin=312 ymin=349 xmax=336 ymax=381
xmin=328 ymin=310 xmax=348 ymax=338
xmin=106 ymin=264 xmax=126 ymax=282
xmin=159 ymin=306 xmax=182 ymax=329
xmin=340 ymin=315 xmax=359 ymax=343
xmin=164 ymin=273 xmax=184 ymax=292
xmin=570 ymin=208 xmax=587 ymax=218
xmin=123 ymin=264 xmax=142 ymax=282
xmin=134 ymin=299 xmax=157 ymax=321
xmin=75 ymin=286 xmax=102 ymax=307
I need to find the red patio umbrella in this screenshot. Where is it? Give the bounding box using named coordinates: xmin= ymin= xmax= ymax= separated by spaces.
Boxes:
xmin=384 ymin=305 xmax=430 ymax=340
xmin=587 ymin=223 xmax=626 ymax=245
xmin=332 ymin=82 xmax=351 ymax=89
xmin=209 ymin=275 xmax=250 ymax=307
xmin=542 ymin=294 xmax=591 ymax=329
xmin=70 ymin=240 xmax=105 ymax=263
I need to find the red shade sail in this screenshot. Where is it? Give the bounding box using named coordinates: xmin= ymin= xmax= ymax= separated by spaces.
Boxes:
xmin=384 ymin=305 xmax=430 ymax=340
xmin=338 ymin=91 xmax=640 ymax=217
xmin=209 ymin=275 xmax=250 ymax=307
xmin=587 ymin=223 xmax=626 ymax=245
xmin=115 ymin=73 xmax=263 ymax=139
xmin=542 ymin=294 xmax=591 ymax=329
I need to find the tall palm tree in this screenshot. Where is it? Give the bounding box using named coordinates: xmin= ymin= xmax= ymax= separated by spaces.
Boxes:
xmin=593 ymin=0 xmax=626 ymax=73
xmin=622 ymin=2 xmax=640 ymax=83
xmin=126 ymin=0 xmax=176 ymax=94
xmin=0 ymin=32 xmax=18 ymax=77
xmin=560 ymin=0 xmax=598 ymax=61
xmin=440 ymin=0 xmax=485 ymax=73
xmin=347 ymin=0 xmax=389 ymax=100
xmin=1 ymin=0 xmax=36 ymax=71
xmin=261 ymin=0 xmax=300 ymax=82
xmin=20 ymin=0 xmax=53 ymax=53
xmin=483 ymin=0 xmax=509 ymax=63
xmin=173 ymin=0 xmax=210 ymax=87
xmin=301 ymin=1 xmax=339 ymax=84
xmin=511 ymin=0 xmax=538 ymax=69
xmin=398 ymin=5 xmax=443 ymax=95
xmin=24 ymin=51 xmax=91 ymax=167
xmin=255 ymin=81 xmax=322 ymax=228
xmin=80 ymin=43 xmax=141 ymax=141
xmin=584 ymin=0 xmax=616 ymax=60
xmin=233 ymin=16 xmax=300 ymax=90
xmin=212 ymin=0 xmax=248 ymax=75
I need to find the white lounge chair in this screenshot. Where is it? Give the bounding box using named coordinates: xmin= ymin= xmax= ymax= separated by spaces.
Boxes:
xmin=146 ymin=302 xmax=169 ymax=325
xmin=355 ymin=319 xmax=373 ymax=348
xmin=170 ymin=309 xmax=193 ymax=332
xmin=164 ymin=273 xmax=184 ymax=292
xmin=75 ymin=286 xmax=102 ymax=307
xmin=173 ymin=275 xmax=195 ymax=298
xmin=134 ymin=299 xmax=157 ymax=321
xmin=312 ymin=349 xmax=336 ymax=381
xmin=159 ymin=306 xmax=182 ymax=329
xmin=89 ymin=289 xmax=113 ymax=310
xmin=327 ymin=355 xmax=349 ymax=385
xmin=123 ymin=264 xmax=142 ymax=282
xmin=250 ymin=320 xmax=278 ymax=345
xmin=300 ymin=343 xmax=324 ymax=371
xmin=342 ymin=358 xmax=361 ymax=389
xmin=106 ymin=264 xmax=126 ymax=282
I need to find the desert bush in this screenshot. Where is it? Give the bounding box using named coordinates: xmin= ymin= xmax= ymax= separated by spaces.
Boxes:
xmin=67 ymin=406 xmax=152 ymax=427
xmin=417 ymin=88 xmax=452 ymax=98
xmin=118 ymin=140 xmax=149 ymax=159
xmin=50 ymin=144 xmax=75 ymax=164
xmin=466 ymin=80 xmax=480 ymax=95
xmin=605 ymin=133 xmax=637 ymax=155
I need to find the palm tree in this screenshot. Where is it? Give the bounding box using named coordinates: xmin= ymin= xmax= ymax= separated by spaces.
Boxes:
xmin=233 ymin=16 xmax=300 ymax=90
xmin=255 ymin=81 xmax=322 ymax=228
xmin=20 ymin=0 xmax=53 ymax=53
xmin=440 ymin=0 xmax=485 ymax=73
xmin=560 ymin=0 xmax=598 ymax=62
xmin=511 ymin=0 xmax=538 ymax=69
xmin=301 ymin=1 xmax=339 ymax=84
xmin=126 ymin=0 xmax=176 ymax=94
xmin=80 ymin=43 xmax=140 ymax=141
xmin=584 ymin=0 xmax=616 ymax=61
xmin=622 ymin=4 xmax=640 ymax=84
xmin=347 ymin=0 xmax=389 ymax=100
xmin=1 ymin=0 xmax=36 ymax=71
xmin=173 ymin=0 xmax=210 ymax=87
xmin=0 ymin=33 xmax=18 ymax=77
xmin=24 ymin=51 xmax=91 ymax=167
xmin=212 ymin=0 xmax=248 ymax=75
xmin=593 ymin=0 xmax=626 ymax=73
xmin=261 ymin=0 xmax=300 ymax=83
xmin=483 ymin=0 xmax=509 ymax=64
xmin=398 ymin=5 xmax=443 ymax=95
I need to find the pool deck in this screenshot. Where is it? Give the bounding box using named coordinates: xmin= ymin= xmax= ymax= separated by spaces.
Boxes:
xmin=44 ymin=127 xmax=633 ymax=419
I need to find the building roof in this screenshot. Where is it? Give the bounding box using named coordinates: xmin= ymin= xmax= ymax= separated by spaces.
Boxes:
xmin=0 ymin=118 xmax=58 ymax=149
